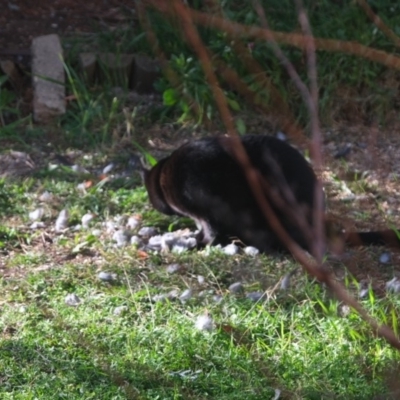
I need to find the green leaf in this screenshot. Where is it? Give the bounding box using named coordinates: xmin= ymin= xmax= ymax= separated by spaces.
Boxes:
xmin=235 ymin=118 xmax=247 ymax=135
xmin=227 ymin=98 xmax=241 ymax=111
xmin=163 ymin=88 xmax=178 ymax=106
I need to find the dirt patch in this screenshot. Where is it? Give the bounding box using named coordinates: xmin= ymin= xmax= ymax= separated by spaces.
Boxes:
xmin=0 ymin=0 xmax=134 ymax=52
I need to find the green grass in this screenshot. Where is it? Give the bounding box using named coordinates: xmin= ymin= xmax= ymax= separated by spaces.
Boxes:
xmin=0 ymin=173 xmax=399 ymax=400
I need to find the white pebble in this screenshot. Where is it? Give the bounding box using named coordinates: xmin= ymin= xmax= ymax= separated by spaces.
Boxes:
xmin=138 ymin=226 xmax=157 ymax=237
xmin=29 ymin=207 xmax=44 ymax=221
xmin=98 ymin=271 xmax=116 ymax=282
xmin=379 ymin=252 xmax=391 ymax=264
xmin=386 ymin=277 xmax=400 ymax=293
xmin=81 ymin=213 xmax=94 ymax=229
xmin=92 ymin=229 xmax=102 ymax=237
xmin=223 ymin=243 xmax=239 ymax=255
xmin=102 ymin=163 xmax=114 ymax=174
xmin=246 ymin=291 xmax=264 ymax=302
xmin=112 ymin=229 xmax=130 ymax=246
xmin=113 ymin=306 xmax=128 ymax=316
xmin=55 ymin=209 xmax=69 ymax=232
xmin=166 ymin=263 xmax=183 ymax=274
xmin=195 ymin=314 xmax=214 ymax=331
xmin=65 ymin=293 xmax=81 ymax=306
xmin=30 ymin=221 xmax=45 ymax=230
xmin=229 ymin=282 xmax=243 ymax=294
xmin=130 ymin=235 xmax=140 ymax=246
xmin=197 ymin=275 xmax=206 ymax=285
xmin=39 ymin=191 xmax=53 ymax=202
xmin=244 ymin=246 xmax=259 ymax=256
xmin=276 ymin=131 xmax=287 ymax=141
xmin=126 ymin=215 xmax=141 ymax=230
xmin=180 ymin=288 xmax=193 ymax=302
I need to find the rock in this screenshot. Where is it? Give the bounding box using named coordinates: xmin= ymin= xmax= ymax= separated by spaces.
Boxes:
xmin=55 ymin=209 xmax=69 ymax=232
xmin=246 ymin=291 xmax=264 ymax=302
xmin=166 ymin=263 xmax=184 ymax=274
xmin=39 ymin=191 xmax=53 ymax=202
xmin=180 ymin=288 xmax=193 ymax=302
xmin=195 ymin=314 xmax=214 ymax=331
xmin=65 ymin=293 xmax=81 ymax=306
xmin=138 ymin=226 xmax=157 ymax=237
xmin=102 ymin=162 xmax=114 ymax=175
xmin=32 ymin=34 xmax=66 ymax=122
xmin=98 ymin=271 xmax=116 ymax=282
xmin=98 ymin=53 xmax=134 ymax=87
xmin=229 ymin=282 xmax=243 ymax=294
xmin=280 ymin=269 xmax=297 ymax=290
xmin=81 ymin=213 xmax=95 ymax=229
xmin=244 ymin=246 xmax=259 ymax=256
xmin=126 ymin=215 xmax=141 ymax=230
xmin=385 ymin=277 xmax=400 ymax=293
xmin=30 ymin=221 xmax=45 ymax=229
xmin=223 ymin=243 xmax=240 ymax=255
xmin=130 ymin=235 xmax=140 ymax=246
xmin=379 ymin=252 xmax=391 ymax=264
xmin=131 ymin=55 xmax=161 ymax=93
xmin=29 ymin=207 xmax=44 ymax=221
xmin=197 ymin=275 xmax=206 ymax=285
xmin=112 ymin=229 xmax=130 ymax=246
xmin=113 ymin=306 xmax=128 ymax=316
xmin=79 ymin=53 xmax=97 ymax=85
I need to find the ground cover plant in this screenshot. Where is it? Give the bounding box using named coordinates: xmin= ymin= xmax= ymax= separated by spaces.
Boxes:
xmin=1 ymin=1 xmax=400 ymax=399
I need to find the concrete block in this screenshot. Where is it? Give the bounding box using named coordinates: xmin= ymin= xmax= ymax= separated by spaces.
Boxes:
xmin=97 ymin=53 xmax=134 ymax=87
xmin=79 ymin=53 xmax=97 ymax=85
xmin=32 ymin=34 xmax=65 ymax=123
xmin=131 ymin=55 xmax=161 ymax=93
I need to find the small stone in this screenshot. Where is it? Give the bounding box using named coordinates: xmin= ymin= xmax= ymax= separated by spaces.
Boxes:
xmin=130 ymin=235 xmax=140 ymax=246
xmin=229 ymin=282 xmax=243 ymax=294
xmin=180 ymin=288 xmax=193 ymax=302
xmin=30 ymin=221 xmax=46 ymax=230
xmin=212 ymin=295 xmax=224 ymax=303
xmin=18 ymin=305 xmax=27 ymax=313
xmin=29 ymin=207 xmax=44 ymax=221
xmin=197 ymin=275 xmax=206 ymax=285
xmin=92 ymin=229 xmax=102 ymax=236
xmin=71 ymin=164 xmax=89 ymax=174
xmin=385 ymin=277 xmax=400 ymax=293
xmin=276 ymin=131 xmax=287 ymax=141
xmin=102 ymin=163 xmax=114 ymax=174
xmin=98 ymin=271 xmax=116 ymax=282
xmin=195 ymin=314 xmax=214 ymax=331
xmin=379 ymin=252 xmax=391 ymax=264
xmin=281 ymin=268 xmax=297 ymax=290
xmin=81 ymin=213 xmax=95 ymax=229
xmin=148 ymin=235 xmax=163 ymax=249
xmin=105 ymin=220 xmax=117 ymax=233
xmin=126 ymin=215 xmax=141 ymax=230
xmin=113 ymin=306 xmax=128 ymax=316
xmin=65 ymin=293 xmax=81 ymax=306
xmin=138 ymin=226 xmax=157 ymax=237
xmin=152 ymin=294 xmax=167 ymax=302
xmin=167 ymin=289 xmax=180 ymax=300
xmin=244 ymin=246 xmax=259 ymax=256
xmin=223 ymin=243 xmax=239 ymax=256
xmin=246 ymin=291 xmax=264 ymax=302
xmin=39 ymin=191 xmax=53 ymax=202
xmin=166 ymin=263 xmax=184 ymax=274
xmin=55 ymin=209 xmax=69 ymax=232
xmin=112 ymin=229 xmax=130 ymax=246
